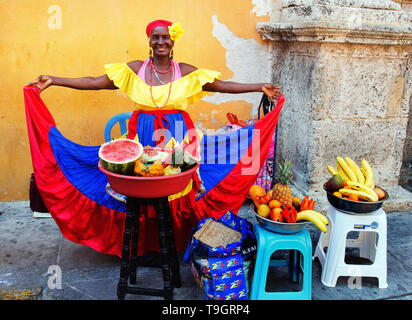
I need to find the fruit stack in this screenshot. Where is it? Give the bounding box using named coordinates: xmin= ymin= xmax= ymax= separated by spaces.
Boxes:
xmin=249 ymin=160 xmax=328 ymax=232
xmin=99 ymin=135 xmax=200 ymax=177
xmin=134 ymin=137 xmax=201 ymax=177
xmin=325 ymin=156 xmax=386 ymax=202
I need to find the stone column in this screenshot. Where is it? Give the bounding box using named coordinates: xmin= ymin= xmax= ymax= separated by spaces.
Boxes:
xmin=257 ymin=0 xmax=412 ymax=211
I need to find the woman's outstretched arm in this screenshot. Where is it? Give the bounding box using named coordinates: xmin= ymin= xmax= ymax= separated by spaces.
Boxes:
xmin=203 ymin=79 xmax=282 ymax=102
xmin=179 ymin=63 xmax=282 ymax=102
xmin=26 ymin=74 xmax=117 ymax=92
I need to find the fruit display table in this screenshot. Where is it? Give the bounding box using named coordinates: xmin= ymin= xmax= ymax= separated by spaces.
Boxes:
xmin=98 ymin=161 xmax=200 ymax=300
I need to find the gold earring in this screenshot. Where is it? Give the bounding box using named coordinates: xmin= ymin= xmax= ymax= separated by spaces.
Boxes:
xmin=170 ymin=49 xmax=174 ymax=60
xmin=149 ymin=47 xmax=153 ymax=59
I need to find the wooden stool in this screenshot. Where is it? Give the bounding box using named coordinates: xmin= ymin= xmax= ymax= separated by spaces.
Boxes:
xmin=117 ymin=196 xmax=181 ymax=300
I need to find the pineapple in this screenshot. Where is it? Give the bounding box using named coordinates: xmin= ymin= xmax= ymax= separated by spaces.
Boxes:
xmin=272 ymin=159 xmax=293 ymax=207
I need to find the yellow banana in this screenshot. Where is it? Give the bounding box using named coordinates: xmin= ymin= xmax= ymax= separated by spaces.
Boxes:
xmin=345 ymin=157 xmax=365 ymax=184
xmin=337 ymin=162 xmax=351 ymax=182
xmin=361 ymin=167 xmax=374 ymax=189
xmin=361 ymin=159 xmax=375 ymax=189
xmin=327 ymin=165 xmax=339 ymax=176
xmin=339 ymin=188 xmax=378 ymax=202
xmin=337 ymin=156 xmax=357 ymax=183
xmin=117 ymin=132 xmax=140 ymax=143
xmin=345 ymin=181 xmax=377 ymax=199
xmin=360 ymin=167 xmax=367 ymax=183
xmin=296 ymin=210 xmax=327 ymax=232
xmin=118 ymin=132 xmax=128 ymax=140
xmin=307 ymin=210 xmax=328 ymax=225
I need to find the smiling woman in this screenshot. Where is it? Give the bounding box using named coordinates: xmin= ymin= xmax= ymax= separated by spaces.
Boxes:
xmin=25 ymin=19 xmax=284 ymax=258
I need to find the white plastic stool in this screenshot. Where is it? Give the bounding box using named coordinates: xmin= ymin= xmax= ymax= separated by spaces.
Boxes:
xmin=313 ymin=206 xmax=388 ymax=288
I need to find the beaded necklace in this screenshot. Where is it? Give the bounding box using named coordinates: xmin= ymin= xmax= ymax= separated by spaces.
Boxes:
xmin=149 ymin=58 xmax=173 ymax=108
xmin=153 ymin=65 xmax=174 ymax=85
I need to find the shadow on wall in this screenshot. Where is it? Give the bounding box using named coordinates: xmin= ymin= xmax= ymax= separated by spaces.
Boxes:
xmin=400 ymin=93 xmax=412 ymax=192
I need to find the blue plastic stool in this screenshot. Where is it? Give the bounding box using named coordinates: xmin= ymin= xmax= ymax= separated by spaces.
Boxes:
xmin=251 ymin=224 xmax=312 ymax=300
xmin=104 ymin=112 xmax=133 ymax=142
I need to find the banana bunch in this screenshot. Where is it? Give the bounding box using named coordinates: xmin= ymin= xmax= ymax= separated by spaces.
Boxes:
xmin=327 ymin=156 xmax=378 ymax=202
xmin=296 ymin=210 xmax=328 ymax=232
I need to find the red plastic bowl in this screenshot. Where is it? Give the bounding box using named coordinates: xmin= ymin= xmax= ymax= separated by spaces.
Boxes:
xmin=98 ymin=161 xmax=199 ymax=199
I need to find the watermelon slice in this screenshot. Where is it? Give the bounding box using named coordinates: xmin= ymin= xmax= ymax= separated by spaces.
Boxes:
xmin=99 ymin=139 xmax=143 ymax=175
xmin=141 ymin=148 xmax=170 ymax=164
xmin=162 ymin=141 xmax=199 ymax=169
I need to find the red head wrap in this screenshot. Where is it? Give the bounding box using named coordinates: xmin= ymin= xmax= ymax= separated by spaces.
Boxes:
xmin=146 ymin=19 xmax=173 ymax=38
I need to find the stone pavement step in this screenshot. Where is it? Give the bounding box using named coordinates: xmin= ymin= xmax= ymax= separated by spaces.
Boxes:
xmin=0 ymin=200 xmax=411 ymax=300
xmin=0 ymin=287 xmax=43 ymax=300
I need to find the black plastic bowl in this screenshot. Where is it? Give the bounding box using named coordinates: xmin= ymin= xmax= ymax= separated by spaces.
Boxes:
xmin=323 ymin=183 xmax=388 ymax=214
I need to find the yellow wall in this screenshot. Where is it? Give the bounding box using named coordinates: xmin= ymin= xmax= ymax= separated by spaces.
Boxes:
xmin=0 ymin=0 xmax=270 ymax=201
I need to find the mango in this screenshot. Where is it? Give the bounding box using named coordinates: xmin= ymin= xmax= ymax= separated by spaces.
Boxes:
xmin=325 ymin=174 xmax=344 ymax=193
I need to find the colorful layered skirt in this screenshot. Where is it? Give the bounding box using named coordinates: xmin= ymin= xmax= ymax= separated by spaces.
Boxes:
xmin=23 ymin=86 xmax=284 ymax=257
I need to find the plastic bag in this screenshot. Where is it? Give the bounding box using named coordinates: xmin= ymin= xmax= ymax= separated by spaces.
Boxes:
xmin=184 ymin=211 xmax=256 ymax=300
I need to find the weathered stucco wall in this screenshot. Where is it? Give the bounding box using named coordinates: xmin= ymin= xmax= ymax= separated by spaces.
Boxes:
xmin=0 ymin=0 xmax=273 ymax=201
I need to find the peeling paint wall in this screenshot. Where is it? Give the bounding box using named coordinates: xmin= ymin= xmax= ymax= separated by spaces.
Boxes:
xmin=0 ymin=0 xmax=271 ymax=201
xmin=202 ymin=15 xmax=271 ymax=120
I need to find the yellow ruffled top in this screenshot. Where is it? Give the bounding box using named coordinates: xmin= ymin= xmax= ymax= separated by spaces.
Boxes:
xmin=104 ymin=62 xmax=221 ymax=111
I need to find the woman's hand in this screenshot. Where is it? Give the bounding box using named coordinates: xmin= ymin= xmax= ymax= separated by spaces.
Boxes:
xmin=262 ymin=84 xmax=282 ymax=103
xmin=27 ymin=75 xmax=54 ymax=92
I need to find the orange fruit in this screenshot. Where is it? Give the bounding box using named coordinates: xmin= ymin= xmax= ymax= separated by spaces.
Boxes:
xmin=348 ymin=194 xmax=359 ymax=201
xmin=249 ymin=185 xmax=266 ymax=198
xmin=333 ymin=191 xmax=343 ymax=198
xmin=249 ymin=185 xmax=266 ymax=207
xmin=259 ymin=193 xmax=271 ymax=204
xmin=374 ymin=187 xmax=385 ymax=200
xmin=268 ymin=199 xmax=281 ymax=209
xmin=257 ymin=204 xmax=271 ymax=218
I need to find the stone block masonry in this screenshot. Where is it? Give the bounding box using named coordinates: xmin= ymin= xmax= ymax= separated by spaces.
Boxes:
xmin=257 ymin=0 xmax=412 ymax=211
